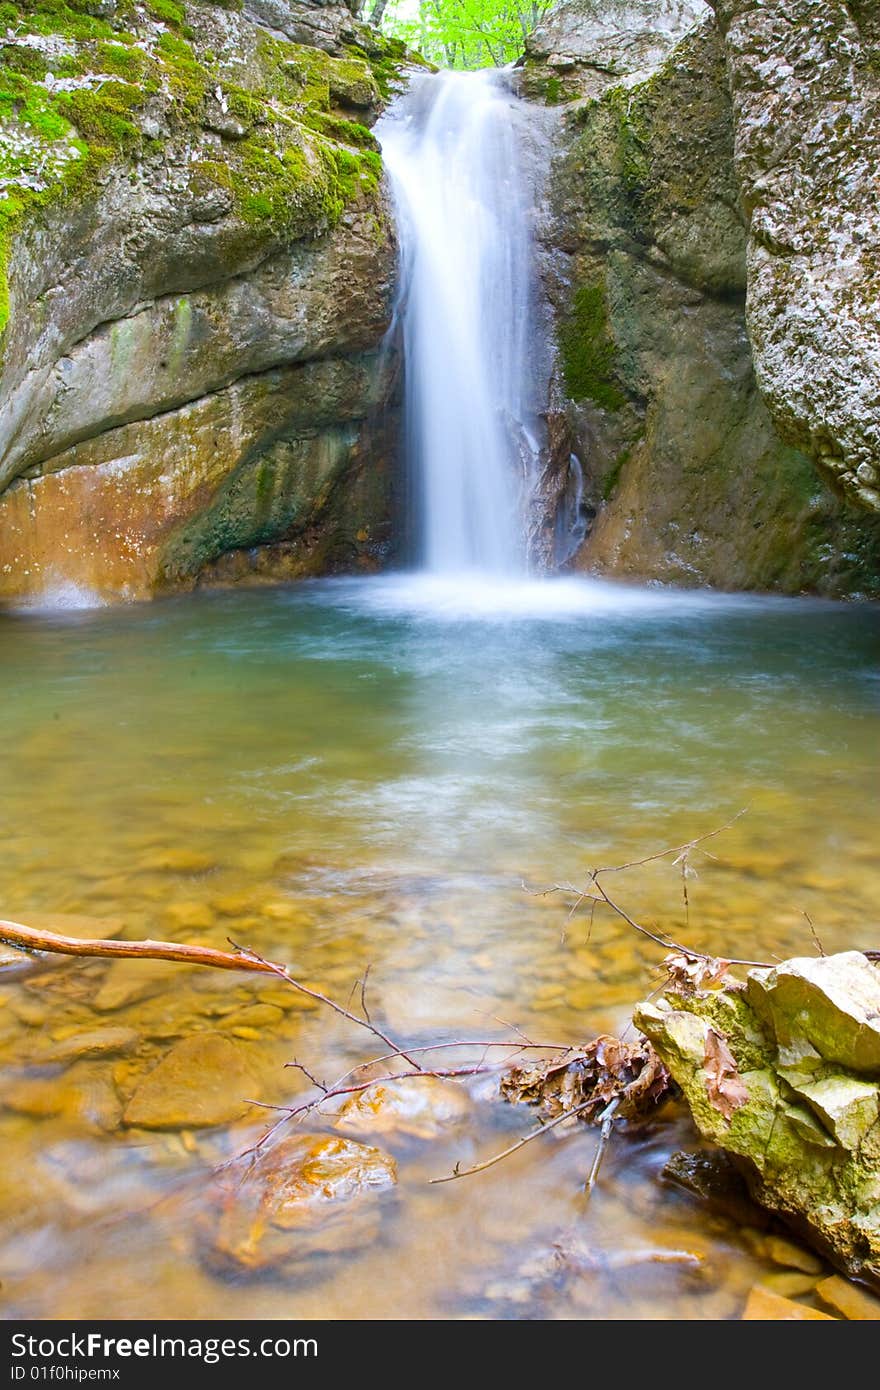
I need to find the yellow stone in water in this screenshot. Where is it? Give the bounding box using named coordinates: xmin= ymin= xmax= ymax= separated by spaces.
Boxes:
xmin=202 ymin=1134 xmax=397 ymax=1276
xmin=260 ymin=900 xmax=303 ymax=922
xmin=211 ymin=894 xmax=254 ymax=917
xmin=122 ymin=1034 xmax=260 ymax=1129
xmin=336 ymin=1076 xmax=472 ymax=1140
xmin=223 ymin=1004 xmax=284 ymax=1029
xmin=742 ymin=1286 xmax=834 ymax=1319
xmin=164 ymin=902 xmax=215 ymax=932
xmin=11 ymin=912 xmax=126 ymax=940
xmin=261 ymin=988 xmax=313 ymax=1012
xmin=815 ymin=1275 xmax=880 ymax=1320
xmin=760 ymin=1271 xmax=820 ymax=1297
xmin=40 ymin=1027 xmax=139 ymax=1062
xmin=140 ymin=850 xmax=215 ymax=874
xmin=4 ymin=1067 xmax=122 ymax=1131
xmin=763 ymin=1234 xmax=824 ymax=1275
xmin=93 ymin=959 xmax=186 ymax=1012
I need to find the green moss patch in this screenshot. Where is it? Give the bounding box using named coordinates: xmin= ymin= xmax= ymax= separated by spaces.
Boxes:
xmin=559 ymin=283 xmax=626 ymax=411
xmin=601 ymin=446 xmax=630 ymax=500
xmin=0 ymin=0 xmax=409 ymax=341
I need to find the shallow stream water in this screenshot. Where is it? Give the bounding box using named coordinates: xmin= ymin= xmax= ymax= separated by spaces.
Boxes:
xmin=0 ymin=574 xmax=878 ymax=1319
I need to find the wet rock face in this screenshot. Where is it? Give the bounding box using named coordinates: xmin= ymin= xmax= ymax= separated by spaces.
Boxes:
xmin=523 ymin=0 xmax=710 ymax=102
xmin=530 ymin=3 xmax=880 ymax=594
xmin=636 ymin=953 xmax=880 ymax=1289
xmin=708 ymin=0 xmax=880 ymax=514
xmin=201 ymin=1133 xmax=397 ymax=1276
xmin=0 ymin=0 xmax=408 ymax=602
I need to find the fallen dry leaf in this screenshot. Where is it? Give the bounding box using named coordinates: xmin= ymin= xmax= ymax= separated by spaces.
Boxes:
xmin=664 ymin=952 xmax=733 ymax=996
xmin=704 ymin=1027 xmax=749 ymax=1120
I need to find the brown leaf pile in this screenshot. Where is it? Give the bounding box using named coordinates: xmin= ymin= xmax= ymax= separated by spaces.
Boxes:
xmin=500 ymin=1035 xmax=675 ymax=1125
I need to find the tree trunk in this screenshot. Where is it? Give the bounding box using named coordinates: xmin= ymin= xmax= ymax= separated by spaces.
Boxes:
xmin=370 ymin=0 xmax=390 ymax=26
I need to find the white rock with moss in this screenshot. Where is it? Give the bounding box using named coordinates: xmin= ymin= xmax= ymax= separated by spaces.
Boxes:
xmin=636 ymin=952 xmax=880 ymax=1289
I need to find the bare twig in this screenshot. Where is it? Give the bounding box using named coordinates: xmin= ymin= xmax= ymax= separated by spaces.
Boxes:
xmin=283 ymin=1039 xmax=573 ymax=1074
xmin=227 ymin=941 xmax=423 ymax=1071
xmin=287 ymin=1060 xmax=328 ymax=1094
xmin=592 ymin=810 xmax=749 ymax=877
xmin=584 ymin=1097 xmax=619 ymax=1198
xmin=804 ymin=911 xmax=827 ymax=958
xmin=359 ymin=964 xmax=373 ymax=1025
xmin=430 ymin=1100 xmax=596 ymax=1185
xmin=590 ymin=879 xmax=770 ymax=969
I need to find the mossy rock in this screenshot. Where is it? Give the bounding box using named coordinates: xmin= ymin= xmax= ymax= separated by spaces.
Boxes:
xmin=0 ymin=0 xmax=412 ymax=341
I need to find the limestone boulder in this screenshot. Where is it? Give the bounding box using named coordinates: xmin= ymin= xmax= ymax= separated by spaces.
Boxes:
xmin=636 ymin=953 xmax=880 ymax=1289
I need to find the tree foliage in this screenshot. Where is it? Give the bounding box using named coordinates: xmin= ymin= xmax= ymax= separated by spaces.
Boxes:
xmin=371 ymin=0 xmax=555 ymax=71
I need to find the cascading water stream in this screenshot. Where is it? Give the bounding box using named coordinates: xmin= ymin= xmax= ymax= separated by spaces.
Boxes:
xmin=377 ymin=71 xmax=547 ymax=576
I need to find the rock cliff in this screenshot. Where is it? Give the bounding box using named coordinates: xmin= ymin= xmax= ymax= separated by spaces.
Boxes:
xmin=526 ymin=0 xmax=880 ymax=595
xmin=0 ymin=0 xmax=412 ymax=601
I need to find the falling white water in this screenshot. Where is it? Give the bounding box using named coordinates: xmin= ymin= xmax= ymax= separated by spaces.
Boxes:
xmin=377 ymin=71 xmax=546 ymax=575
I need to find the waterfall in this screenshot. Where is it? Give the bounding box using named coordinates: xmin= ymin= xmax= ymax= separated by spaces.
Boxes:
xmin=377 ymin=71 xmax=546 ymax=576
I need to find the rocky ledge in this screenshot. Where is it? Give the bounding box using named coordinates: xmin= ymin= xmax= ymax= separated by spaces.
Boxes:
xmin=0 ymin=0 xmax=418 ymax=602
xmin=525 ymin=0 xmax=880 ymax=595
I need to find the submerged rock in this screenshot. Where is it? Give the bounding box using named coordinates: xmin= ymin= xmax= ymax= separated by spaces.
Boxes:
xmin=335 ymin=1075 xmax=472 ymax=1140
xmin=200 ymin=1133 xmax=397 ymax=1277
xmin=661 ymin=1148 xmax=768 ymax=1228
xmin=636 ymin=953 xmax=880 ymax=1289
xmin=815 ymin=1274 xmax=880 ymax=1321
xmin=122 ymin=1033 xmax=259 ymax=1129
xmin=742 ymin=1285 xmax=834 ymax=1320
xmin=40 ymin=1028 xmax=139 ymax=1064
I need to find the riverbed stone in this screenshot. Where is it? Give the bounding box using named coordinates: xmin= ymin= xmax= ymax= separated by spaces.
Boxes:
xmin=742 ymin=1286 xmax=833 ymax=1320
xmin=3 ymin=1067 xmax=122 ymax=1131
xmin=163 ymin=902 xmax=216 ymax=934
xmin=140 ymin=850 xmax=215 ymax=875
xmin=10 ymin=913 xmax=126 ymax=941
xmin=122 ymin=1034 xmax=260 ymax=1129
xmin=40 ymin=1028 xmax=139 ymax=1064
xmin=92 ymin=960 xmax=182 ymax=1013
xmin=763 ymin=1235 xmax=824 ymax=1276
xmin=201 ymin=1133 xmax=397 ymax=1276
xmin=757 ymin=1271 xmax=819 ymax=1298
xmin=335 ymin=1076 xmax=472 ymax=1140
xmin=815 ymin=1274 xmax=880 ymax=1320
xmin=0 ymin=945 xmax=33 ymax=973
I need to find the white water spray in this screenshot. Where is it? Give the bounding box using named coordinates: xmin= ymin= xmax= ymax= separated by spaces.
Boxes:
xmin=378 ymin=71 xmax=546 ymax=575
